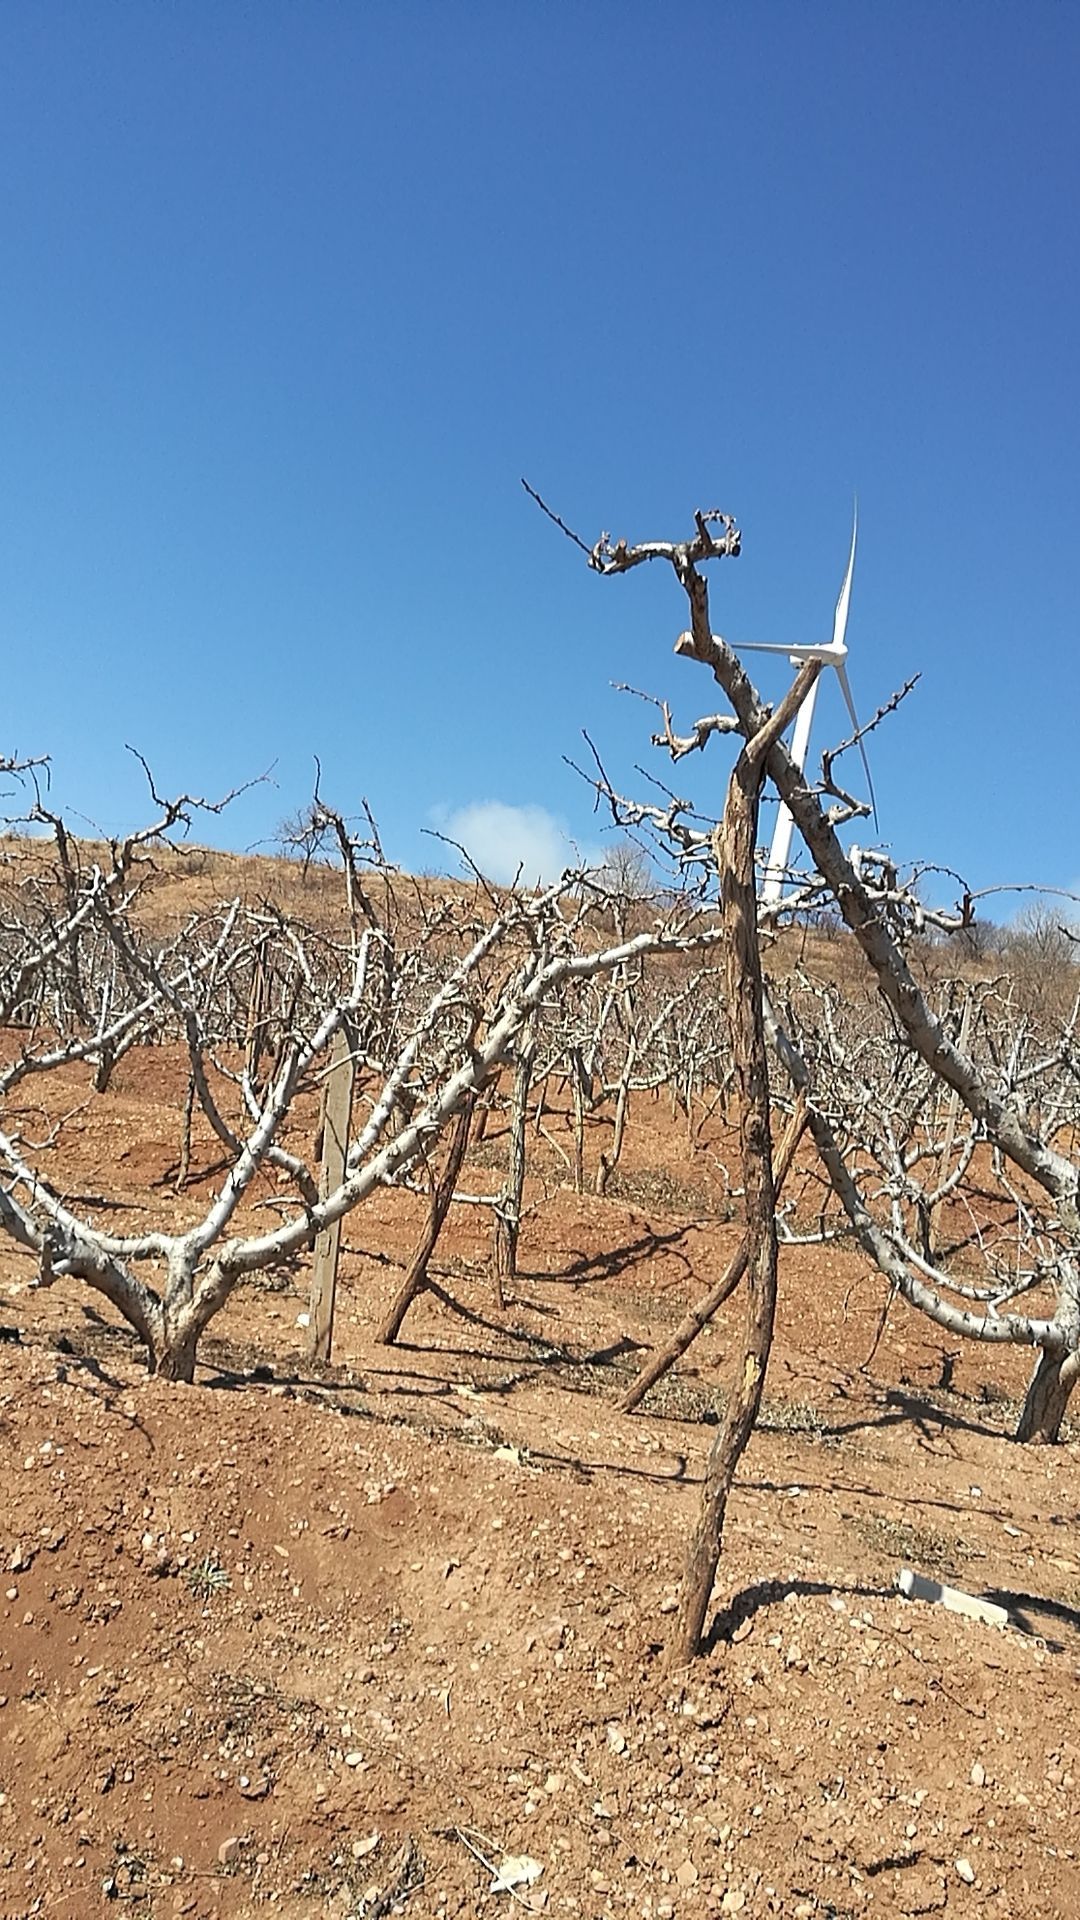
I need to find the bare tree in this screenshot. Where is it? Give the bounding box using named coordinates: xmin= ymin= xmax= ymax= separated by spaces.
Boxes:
xmin=673 ymin=661 xmax=817 ymax=1663
xmin=541 ymin=494 xmax=1080 ymax=1445
xmin=0 ymin=764 xmax=732 ymax=1380
xmin=591 ymin=836 xmax=656 ymax=904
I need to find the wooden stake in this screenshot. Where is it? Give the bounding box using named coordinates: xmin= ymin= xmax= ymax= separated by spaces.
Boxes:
xmin=931 ymin=987 xmax=974 ymax=1247
xmin=245 ymin=942 xmax=272 ymax=1094
xmin=493 ymin=1037 xmax=536 ymax=1304
xmin=307 ymin=1028 xmax=355 ymax=1365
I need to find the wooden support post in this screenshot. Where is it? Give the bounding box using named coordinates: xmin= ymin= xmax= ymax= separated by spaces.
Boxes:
xmin=245 ymin=941 xmax=272 ymax=1094
xmin=307 ymin=1028 xmax=355 ymax=1365
xmin=930 ymin=987 xmax=973 ymax=1251
xmin=493 ymin=1037 xmax=536 ymax=1304
xmin=570 ymin=1046 xmax=588 ymax=1194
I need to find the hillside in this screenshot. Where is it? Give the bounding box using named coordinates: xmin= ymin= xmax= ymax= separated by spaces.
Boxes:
xmin=2 ymin=1026 xmax=1079 ymax=1919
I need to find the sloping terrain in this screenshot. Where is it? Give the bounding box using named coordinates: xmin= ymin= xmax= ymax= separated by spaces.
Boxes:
xmin=2 ymin=1051 xmax=1079 ymax=1920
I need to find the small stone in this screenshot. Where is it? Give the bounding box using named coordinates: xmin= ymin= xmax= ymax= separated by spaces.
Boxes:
xmin=344 ymin=1751 xmax=364 ymax=1767
xmin=971 ymin=1762 xmax=986 ymax=1788
xmin=217 ymin=1838 xmax=240 ymax=1867
xmin=955 ymin=1857 xmax=976 ymax=1885
xmin=675 ymin=1859 xmax=699 ymax=1888
xmin=606 ymin=1725 xmax=627 ymax=1755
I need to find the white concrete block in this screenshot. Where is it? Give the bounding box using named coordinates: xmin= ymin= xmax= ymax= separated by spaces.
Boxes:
xmin=897 ymin=1566 xmax=1009 ymax=1628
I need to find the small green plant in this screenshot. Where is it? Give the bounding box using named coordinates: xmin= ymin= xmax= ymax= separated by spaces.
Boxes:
xmin=185 ymin=1554 xmax=231 ymax=1599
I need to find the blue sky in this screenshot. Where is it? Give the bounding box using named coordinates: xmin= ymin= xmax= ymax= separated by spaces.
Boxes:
xmin=2 ymin=3 xmax=1078 ymax=910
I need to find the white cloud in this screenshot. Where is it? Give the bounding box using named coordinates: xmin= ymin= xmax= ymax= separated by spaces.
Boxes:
xmin=432 ymin=800 xmax=599 ymax=887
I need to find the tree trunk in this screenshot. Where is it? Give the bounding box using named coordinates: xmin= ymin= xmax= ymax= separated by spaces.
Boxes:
xmin=1016 ymin=1348 xmax=1080 ymax=1443
xmin=378 ymin=1095 xmax=475 ymax=1344
xmin=149 ymin=1318 xmax=200 ymax=1383
xmin=595 ymin=1040 xmax=636 ymax=1197
xmin=670 ymin=659 xmax=819 ymax=1668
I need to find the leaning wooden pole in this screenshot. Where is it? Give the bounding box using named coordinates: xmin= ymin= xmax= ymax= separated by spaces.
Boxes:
xmin=670 ymin=657 xmax=820 ymax=1668
xmin=621 ymin=1093 xmax=807 ymax=1413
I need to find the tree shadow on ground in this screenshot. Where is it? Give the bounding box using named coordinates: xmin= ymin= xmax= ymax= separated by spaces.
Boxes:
xmin=979 ymin=1587 xmax=1080 ymax=1653
xmin=519 ymin=1224 xmax=695 ymax=1289
xmin=703 ymin=1576 xmax=894 ymax=1653
xmin=154 ymin=1153 xmax=234 ymax=1191
xmin=740 ymin=1475 xmax=985 ymax=1522
xmin=527 ymin=1440 xmax=698 ymax=1487
xmin=812 ymin=1386 xmax=1012 ymax=1447
xmin=706 ymin=1573 xmax=1080 ymax=1659
xmin=11 ymin=1323 xmax=131 ymax=1398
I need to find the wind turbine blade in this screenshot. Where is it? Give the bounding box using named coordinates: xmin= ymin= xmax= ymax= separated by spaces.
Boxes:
xmin=734 ymin=640 xmax=816 ymax=658
xmin=836 ymin=663 xmax=878 ymax=829
xmin=833 ymin=501 xmax=857 ymax=653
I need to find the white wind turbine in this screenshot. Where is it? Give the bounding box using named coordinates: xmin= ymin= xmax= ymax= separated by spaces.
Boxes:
xmin=734 ymin=507 xmax=877 ymax=904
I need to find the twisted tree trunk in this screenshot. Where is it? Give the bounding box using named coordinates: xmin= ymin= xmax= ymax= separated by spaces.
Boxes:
xmin=670 ymin=663 xmax=818 ymax=1666
xmin=1016 ymin=1349 xmax=1080 ymax=1443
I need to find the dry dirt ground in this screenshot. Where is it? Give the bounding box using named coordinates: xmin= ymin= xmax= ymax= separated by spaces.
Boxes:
xmin=2 ymin=1057 xmax=1079 ymax=1920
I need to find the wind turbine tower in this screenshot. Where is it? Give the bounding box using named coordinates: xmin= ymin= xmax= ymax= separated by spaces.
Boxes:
xmin=733 ymin=508 xmax=876 ymax=904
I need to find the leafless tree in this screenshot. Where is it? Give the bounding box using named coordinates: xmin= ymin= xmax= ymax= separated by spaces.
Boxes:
xmin=0 ymin=764 xmax=733 ymax=1380
xmin=537 ymin=493 xmax=1080 ymax=1448
xmin=522 ymin=486 xmax=1080 ymax=1654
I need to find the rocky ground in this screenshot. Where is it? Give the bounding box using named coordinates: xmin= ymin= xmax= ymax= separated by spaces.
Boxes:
xmin=2 ymin=1061 xmax=1079 ymax=1920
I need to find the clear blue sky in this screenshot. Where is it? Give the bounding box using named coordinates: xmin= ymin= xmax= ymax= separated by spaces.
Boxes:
xmin=3 ymin=3 xmax=1078 ymax=909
